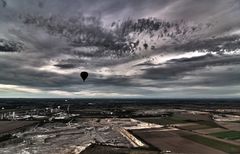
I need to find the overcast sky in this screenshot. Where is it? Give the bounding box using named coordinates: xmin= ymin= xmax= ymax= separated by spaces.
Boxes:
xmin=1 ymin=0 xmax=240 ymax=98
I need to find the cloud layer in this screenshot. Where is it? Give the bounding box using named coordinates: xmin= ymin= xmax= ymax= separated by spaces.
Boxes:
xmin=1 ymin=0 xmax=240 ymax=98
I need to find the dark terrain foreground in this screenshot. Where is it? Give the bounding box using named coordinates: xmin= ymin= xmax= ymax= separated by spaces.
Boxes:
xmin=0 ymin=99 xmax=239 ymax=154
xmin=81 ymin=144 xmax=159 ymax=154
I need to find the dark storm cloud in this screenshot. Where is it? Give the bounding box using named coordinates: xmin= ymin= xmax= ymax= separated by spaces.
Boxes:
xmin=174 ymin=35 xmax=240 ymax=54
xmin=0 ymin=64 xmax=63 ymax=88
xmin=134 ymin=65 xmax=240 ymax=90
xmin=133 ymin=34 xmax=240 ymax=58
xmin=189 ymin=66 xmax=240 ymax=87
xmin=0 ymin=54 xmax=133 ymax=89
xmin=0 ymin=39 xmax=24 ymax=52
xmin=147 ymin=65 xmax=240 ymax=90
xmin=54 ymin=64 xmax=77 ymax=69
xmin=19 ymin=13 xmax=134 ymax=57
xmin=141 ymin=55 xmax=240 ymax=80
xmin=19 ymin=14 xmax=201 ymax=58
xmin=0 ymin=67 xmax=136 ymax=96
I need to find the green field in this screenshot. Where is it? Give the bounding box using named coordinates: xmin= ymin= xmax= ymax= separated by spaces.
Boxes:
xmin=137 ymin=115 xmax=220 ymax=129
xmin=232 ymin=121 xmax=240 ymax=123
xmin=210 ymin=131 xmax=240 ymax=140
xmin=178 ymin=124 xmax=212 ymax=130
xmin=196 ymin=120 xmax=220 ymax=128
xmin=182 ymin=134 xmax=240 ymax=154
xmin=136 ymin=116 xmax=187 ymax=125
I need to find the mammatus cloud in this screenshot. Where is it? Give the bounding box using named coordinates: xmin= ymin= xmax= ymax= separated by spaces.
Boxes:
xmin=1 ymin=0 xmax=240 ymax=98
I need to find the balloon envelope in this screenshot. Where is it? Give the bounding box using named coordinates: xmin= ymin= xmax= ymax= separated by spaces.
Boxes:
xmin=80 ymin=71 xmax=88 ymax=82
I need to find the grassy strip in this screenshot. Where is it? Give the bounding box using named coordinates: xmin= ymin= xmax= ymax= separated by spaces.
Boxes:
xmin=182 ymin=134 xmax=240 ymax=154
xmin=210 ymin=131 xmax=240 ymax=140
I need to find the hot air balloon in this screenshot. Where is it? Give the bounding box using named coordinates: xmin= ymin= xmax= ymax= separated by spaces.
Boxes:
xmin=38 ymin=1 xmax=44 ymax=8
xmin=80 ymin=71 xmax=88 ymax=82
